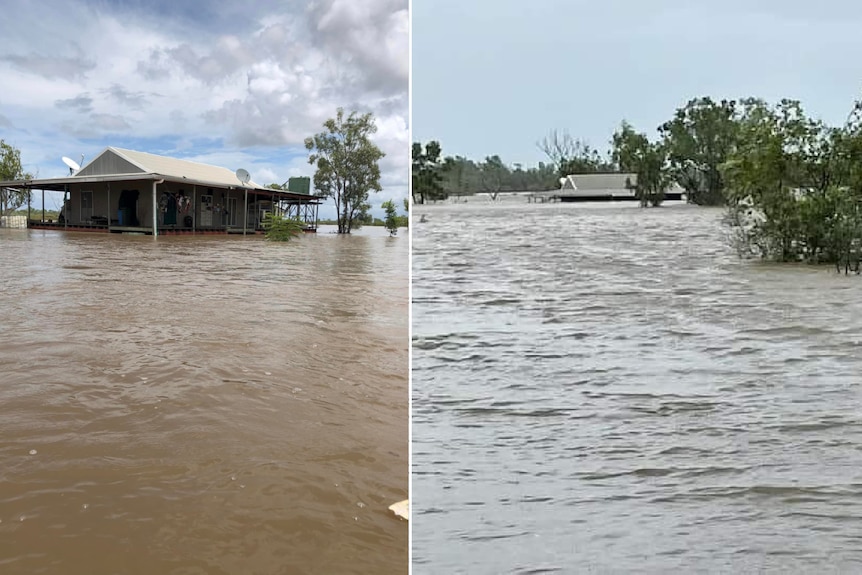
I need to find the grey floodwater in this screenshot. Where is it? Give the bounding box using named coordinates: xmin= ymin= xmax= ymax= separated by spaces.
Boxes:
xmin=0 ymin=225 xmax=407 ymax=574
xmin=412 ymin=201 xmax=862 ymax=573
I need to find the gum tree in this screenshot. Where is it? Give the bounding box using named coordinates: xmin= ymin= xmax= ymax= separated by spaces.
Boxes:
xmin=658 ymin=97 xmax=740 ymax=206
xmin=412 ymin=141 xmax=446 ymax=204
xmin=611 ymin=121 xmax=671 ymax=207
xmin=0 ymin=140 xmax=33 ymax=216
xmin=305 ymin=109 xmax=384 ymax=234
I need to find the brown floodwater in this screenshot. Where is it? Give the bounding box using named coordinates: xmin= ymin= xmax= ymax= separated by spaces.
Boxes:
xmin=0 ymin=226 xmax=408 ymax=574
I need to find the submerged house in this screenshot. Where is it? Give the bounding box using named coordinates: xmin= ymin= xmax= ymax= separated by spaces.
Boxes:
xmin=528 ymin=173 xmax=685 ymax=203
xmin=0 ymin=147 xmax=322 ymax=235
xmin=556 ymin=173 xmax=641 ymax=201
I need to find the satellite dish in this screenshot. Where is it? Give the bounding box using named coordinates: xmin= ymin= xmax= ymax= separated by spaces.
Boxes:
xmin=62 ymin=156 xmax=81 ymax=174
xmin=235 ymin=168 xmax=250 ymax=185
xmin=559 ymin=177 xmax=567 ymax=187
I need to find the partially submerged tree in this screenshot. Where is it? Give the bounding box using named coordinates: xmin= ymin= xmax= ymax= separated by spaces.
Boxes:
xmin=262 ymin=212 xmax=304 ymax=241
xmin=382 ymin=199 xmax=399 ymax=236
xmin=479 ymin=155 xmax=508 ymax=199
xmin=722 ymin=97 xmax=862 ymax=271
xmin=659 ymin=97 xmax=740 ymax=206
xmin=611 ymin=121 xmax=671 ymax=207
xmin=0 ymin=140 xmax=33 ymax=217
xmin=412 ymin=141 xmax=447 ymax=204
xmin=305 ymin=109 xmax=384 ymax=234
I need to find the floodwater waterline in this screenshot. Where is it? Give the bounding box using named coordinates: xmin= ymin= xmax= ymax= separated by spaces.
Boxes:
xmin=0 ymin=227 xmax=408 ymax=573
xmin=412 ymin=200 xmax=862 ymax=573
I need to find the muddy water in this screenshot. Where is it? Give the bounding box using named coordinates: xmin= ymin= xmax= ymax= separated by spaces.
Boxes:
xmin=0 ymin=226 xmax=407 ymax=574
xmin=412 ymin=201 xmax=862 ymax=573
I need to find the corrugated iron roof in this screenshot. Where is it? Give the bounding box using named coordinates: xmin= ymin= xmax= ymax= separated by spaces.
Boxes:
xmin=0 ymin=147 xmax=322 ymax=202
xmin=562 ymin=173 xmax=638 ymax=191
xmin=79 ymin=147 xmax=268 ymax=190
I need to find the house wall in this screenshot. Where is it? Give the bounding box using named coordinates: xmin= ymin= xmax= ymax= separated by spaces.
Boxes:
xmin=66 ymin=183 xmax=116 ymax=224
xmin=57 ymin=180 xmax=290 ymax=230
xmin=64 ymin=182 xmax=152 ymax=226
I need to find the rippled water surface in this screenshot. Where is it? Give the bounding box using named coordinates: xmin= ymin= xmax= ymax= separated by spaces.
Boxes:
xmin=0 ymin=226 xmax=407 ymax=574
xmin=412 ymin=201 xmax=862 ymax=573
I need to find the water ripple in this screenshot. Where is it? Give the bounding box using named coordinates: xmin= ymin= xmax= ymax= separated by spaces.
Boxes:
xmin=413 ymin=202 xmax=862 ymax=573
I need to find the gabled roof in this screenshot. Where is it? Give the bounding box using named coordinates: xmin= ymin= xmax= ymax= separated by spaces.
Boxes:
xmin=561 ymin=173 xmax=637 ymax=191
xmin=0 ymin=147 xmax=322 ymax=202
xmin=77 ymin=147 xmax=267 ymax=190
xmin=560 ymin=172 xmax=686 ymax=195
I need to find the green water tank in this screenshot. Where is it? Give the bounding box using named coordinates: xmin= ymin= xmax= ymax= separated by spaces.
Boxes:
xmin=287 ymin=177 xmax=311 ymax=195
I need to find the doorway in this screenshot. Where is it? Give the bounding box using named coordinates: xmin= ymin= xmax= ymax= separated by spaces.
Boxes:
xmin=118 ymin=189 xmax=139 ymax=226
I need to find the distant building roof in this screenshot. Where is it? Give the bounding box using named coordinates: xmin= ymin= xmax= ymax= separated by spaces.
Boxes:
xmin=561 ymin=173 xmax=637 ymax=191
xmin=560 ymin=172 xmax=685 ymax=195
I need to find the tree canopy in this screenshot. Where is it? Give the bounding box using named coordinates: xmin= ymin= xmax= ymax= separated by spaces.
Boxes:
xmin=305 ymin=108 xmax=384 ymax=234
xmin=0 ymin=140 xmax=33 ymax=217
xmin=659 ymin=97 xmax=739 ymax=206
xmin=412 ymin=141 xmax=446 ymax=204
xmin=411 ymin=141 xmax=558 ymax=201
xmin=611 ymin=121 xmax=671 ymax=207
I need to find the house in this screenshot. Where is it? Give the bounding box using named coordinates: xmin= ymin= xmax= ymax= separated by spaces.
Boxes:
xmin=528 ymin=173 xmax=685 ymax=203
xmin=0 ymin=147 xmax=322 ymax=235
xmin=559 ymin=172 xmax=640 ymax=200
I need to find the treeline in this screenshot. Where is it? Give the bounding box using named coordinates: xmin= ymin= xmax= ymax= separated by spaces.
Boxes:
xmin=411 ymin=97 xmax=743 ymax=207
xmin=414 ymin=94 xmax=862 ymax=269
xmin=411 ymin=143 xmax=560 ymax=203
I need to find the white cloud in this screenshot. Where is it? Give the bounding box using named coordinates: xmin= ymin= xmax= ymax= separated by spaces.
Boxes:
xmin=0 ymin=0 xmax=407 ymax=215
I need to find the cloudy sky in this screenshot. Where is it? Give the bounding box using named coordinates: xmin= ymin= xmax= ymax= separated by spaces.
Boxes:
xmin=0 ymin=0 xmax=408 ymax=218
xmin=413 ymin=0 xmax=862 ymax=168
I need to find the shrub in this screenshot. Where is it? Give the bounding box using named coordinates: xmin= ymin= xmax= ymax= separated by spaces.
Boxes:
xmin=263 ymin=212 xmax=304 ymax=241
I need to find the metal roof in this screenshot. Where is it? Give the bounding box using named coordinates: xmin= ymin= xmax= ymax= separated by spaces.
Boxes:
xmin=0 ymin=147 xmax=323 ymax=202
xmin=81 ymin=147 xmax=270 ymax=189
xmin=561 ymin=173 xmax=638 ymax=191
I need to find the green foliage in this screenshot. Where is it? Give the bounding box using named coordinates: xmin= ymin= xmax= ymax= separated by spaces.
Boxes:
xmin=722 ymin=97 xmax=862 ymax=271
xmin=442 ymin=155 xmax=558 ymax=196
xmin=412 ymin=141 xmax=447 ymax=203
xmin=262 ymin=212 xmax=304 ymax=241
xmin=411 ymin=92 xmax=862 ymax=273
xmin=611 ymin=121 xmax=671 ymax=207
xmin=659 ymin=97 xmax=739 ymax=206
xmin=479 ymin=155 xmax=507 ymax=195
xmin=353 ymin=201 xmax=371 ymax=229
xmin=382 ymin=199 xmax=399 ymax=236
xmin=0 ymin=140 xmax=33 ymax=216
xmin=305 ymin=108 xmax=384 ymax=234
xmin=15 ymin=208 xmax=59 ymax=221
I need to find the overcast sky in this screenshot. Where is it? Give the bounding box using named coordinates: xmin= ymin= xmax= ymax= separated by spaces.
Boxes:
xmin=412 ymin=0 xmax=862 ymax=168
xmin=0 ymin=0 xmax=407 ymax=217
